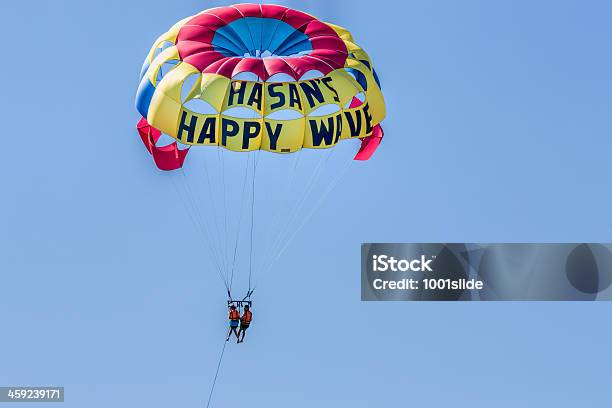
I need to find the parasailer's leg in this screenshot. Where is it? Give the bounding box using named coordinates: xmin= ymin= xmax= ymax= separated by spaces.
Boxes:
xmin=237 ymin=324 xmax=248 ymax=343
xmin=227 ymin=324 xmax=239 ymax=341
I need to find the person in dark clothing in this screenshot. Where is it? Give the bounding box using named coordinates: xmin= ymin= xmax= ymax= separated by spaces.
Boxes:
xmin=237 ymin=304 xmax=252 ymax=343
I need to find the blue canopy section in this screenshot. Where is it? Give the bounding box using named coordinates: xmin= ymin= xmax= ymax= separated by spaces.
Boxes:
xmin=212 ymin=17 xmax=312 ymax=57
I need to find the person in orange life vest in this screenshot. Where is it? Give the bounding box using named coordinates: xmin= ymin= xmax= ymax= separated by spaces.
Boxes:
xmin=237 ymin=304 xmax=252 ymax=344
xmin=226 ymin=304 xmax=240 ymax=342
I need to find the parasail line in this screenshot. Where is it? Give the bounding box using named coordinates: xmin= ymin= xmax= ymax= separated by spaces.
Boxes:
xmin=218 ymin=147 xmax=231 ymax=285
xmin=205 ymin=336 xmax=228 ymax=408
xmin=174 ymin=171 xmax=225 ymax=278
xmin=262 ymin=148 xmax=334 ymax=274
xmin=254 ymin=149 xmax=302 ymax=278
xmin=200 ymin=153 xmax=231 ymax=283
xmin=180 ymin=169 xmax=230 ymax=292
xmin=248 ymin=151 xmax=259 ymax=293
xmin=229 ymin=153 xmax=252 ymax=292
xmin=256 ymin=153 xmax=354 ymax=288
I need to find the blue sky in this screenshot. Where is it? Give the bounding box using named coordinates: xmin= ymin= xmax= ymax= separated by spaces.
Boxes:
xmin=1 ymin=0 xmax=612 ymax=407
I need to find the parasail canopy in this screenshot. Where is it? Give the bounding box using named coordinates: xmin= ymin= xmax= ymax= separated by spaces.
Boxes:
xmin=136 ymin=3 xmax=386 ymax=170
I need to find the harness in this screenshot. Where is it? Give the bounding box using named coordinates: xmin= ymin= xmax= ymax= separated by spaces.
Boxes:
xmin=228 ymin=290 xmax=253 ymax=326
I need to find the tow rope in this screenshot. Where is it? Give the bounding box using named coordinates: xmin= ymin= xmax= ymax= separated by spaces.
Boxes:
xmin=205 ymin=337 xmax=228 ymax=408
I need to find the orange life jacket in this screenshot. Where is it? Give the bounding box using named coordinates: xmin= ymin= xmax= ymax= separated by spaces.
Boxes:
xmin=229 ymin=310 xmax=240 ymax=320
xmin=241 ymin=310 xmax=252 ymax=325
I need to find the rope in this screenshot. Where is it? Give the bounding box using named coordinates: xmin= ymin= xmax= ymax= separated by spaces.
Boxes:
xmin=175 ymin=170 xmax=227 ymax=288
xmin=201 ymin=150 xmax=229 ymax=282
xmin=262 ymin=149 xmax=334 ymax=274
xmin=255 ymin=154 xmax=354 ymax=289
xmin=271 ymin=159 xmax=353 ymax=266
xmin=218 ymin=147 xmax=230 ymax=280
xmin=254 ymin=150 xmax=302 ymax=276
xmin=248 ymin=151 xmax=258 ymax=292
xmin=205 ymin=337 xmax=228 ymax=408
xmin=229 ymin=153 xmax=252 ymax=291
